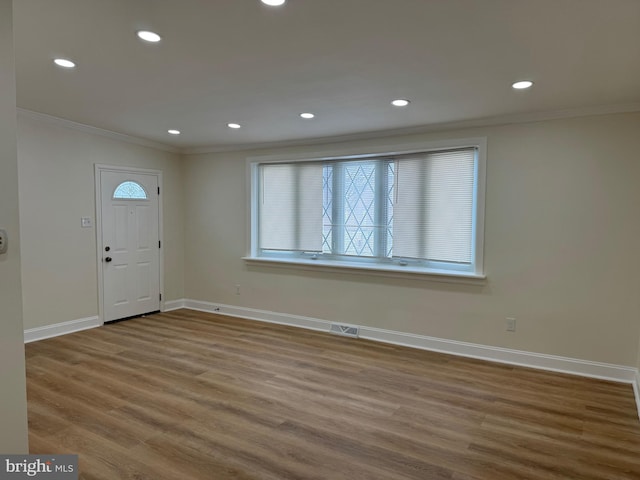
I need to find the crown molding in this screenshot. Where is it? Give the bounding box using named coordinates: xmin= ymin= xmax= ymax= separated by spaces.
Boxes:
xmin=17 ymin=101 xmax=640 ymax=157
xmin=182 ymin=101 xmax=640 ymax=155
xmin=17 ymin=108 xmax=181 ymax=154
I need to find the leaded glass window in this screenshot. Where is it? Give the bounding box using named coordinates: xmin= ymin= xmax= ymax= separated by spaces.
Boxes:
xmin=113 ymin=181 xmax=148 ymax=200
xmin=254 ymin=145 xmax=480 ymax=274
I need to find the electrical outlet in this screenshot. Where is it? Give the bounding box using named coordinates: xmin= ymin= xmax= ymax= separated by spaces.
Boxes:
xmin=235 ymin=284 xmax=241 ymax=295
xmin=506 ymin=317 xmax=516 ymax=332
xmin=0 ymin=229 xmax=7 ymax=254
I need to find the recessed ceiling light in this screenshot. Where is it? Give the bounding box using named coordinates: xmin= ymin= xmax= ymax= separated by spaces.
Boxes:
xmin=137 ymin=30 xmax=162 ymax=43
xmin=261 ymin=0 xmax=286 ymax=6
xmin=167 ymin=129 xmax=181 ymax=135
xmin=300 ymin=113 xmax=315 ymax=119
xmin=512 ymin=80 xmax=533 ymax=90
xmin=228 ymin=123 xmax=242 ymax=129
xmin=391 ymin=99 xmax=410 ymax=107
xmin=53 ymin=58 xmax=76 ymax=68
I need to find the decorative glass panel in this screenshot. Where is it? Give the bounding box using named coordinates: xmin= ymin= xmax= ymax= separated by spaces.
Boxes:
xmin=385 ymin=161 xmax=395 ymax=257
xmin=113 ymin=181 xmax=148 ymax=200
xmin=322 ymin=165 xmax=333 ymax=253
xmin=342 ymin=161 xmax=377 ymax=257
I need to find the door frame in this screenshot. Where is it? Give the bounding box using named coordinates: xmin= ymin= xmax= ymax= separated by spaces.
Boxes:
xmin=94 ymin=164 xmax=165 ymax=323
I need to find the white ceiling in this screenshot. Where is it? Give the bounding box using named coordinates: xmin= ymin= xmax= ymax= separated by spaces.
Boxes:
xmin=13 ymin=0 xmax=640 ymax=151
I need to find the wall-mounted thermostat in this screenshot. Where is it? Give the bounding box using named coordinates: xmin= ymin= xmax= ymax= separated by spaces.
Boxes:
xmin=0 ymin=229 xmax=8 ymax=254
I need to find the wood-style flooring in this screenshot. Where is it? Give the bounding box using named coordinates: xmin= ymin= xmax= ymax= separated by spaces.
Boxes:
xmin=26 ymin=309 xmax=640 ymax=479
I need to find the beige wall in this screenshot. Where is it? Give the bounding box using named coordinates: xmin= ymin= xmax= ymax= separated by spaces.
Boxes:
xmin=17 ymin=114 xmax=184 ymax=329
xmin=14 ymin=101 xmax=640 ymax=369
xmin=0 ymin=0 xmax=29 ymax=453
xmin=184 ymin=112 xmax=640 ymax=367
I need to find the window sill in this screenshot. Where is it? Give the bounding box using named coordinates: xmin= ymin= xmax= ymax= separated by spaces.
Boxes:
xmin=242 ymin=256 xmax=487 ymax=285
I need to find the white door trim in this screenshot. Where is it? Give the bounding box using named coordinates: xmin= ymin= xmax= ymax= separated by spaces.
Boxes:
xmin=95 ymin=164 xmax=165 ymax=323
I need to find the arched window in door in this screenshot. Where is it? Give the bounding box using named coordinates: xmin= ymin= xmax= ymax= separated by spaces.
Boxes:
xmin=113 ymin=181 xmax=148 ymax=200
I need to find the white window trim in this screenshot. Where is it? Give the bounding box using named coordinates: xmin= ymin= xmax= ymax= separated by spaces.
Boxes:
xmin=246 ymin=137 xmax=487 ymax=282
xmin=242 ymin=256 xmax=486 ymax=284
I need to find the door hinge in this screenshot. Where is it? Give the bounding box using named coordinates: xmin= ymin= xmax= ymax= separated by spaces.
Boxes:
xmin=159 ymin=293 xmax=162 ymax=301
xmin=157 ymin=187 xmax=160 ymax=195
xmin=159 ymin=240 xmax=161 ymax=248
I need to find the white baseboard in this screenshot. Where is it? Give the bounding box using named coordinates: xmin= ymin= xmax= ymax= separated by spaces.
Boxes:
xmin=24 ymin=316 xmax=102 ymax=343
xmin=358 ymin=325 xmax=638 ymax=383
xmin=182 ymin=299 xmax=638 ymax=385
xmin=185 ymin=299 xmax=330 ymax=332
xmin=22 ymin=298 xmax=192 ymax=343
xmin=163 ymin=299 xmax=186 ymax=312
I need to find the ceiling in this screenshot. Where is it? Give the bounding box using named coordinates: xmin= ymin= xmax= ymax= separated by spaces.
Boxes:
xmin=13 ymin=0 xmax=640 ymax=152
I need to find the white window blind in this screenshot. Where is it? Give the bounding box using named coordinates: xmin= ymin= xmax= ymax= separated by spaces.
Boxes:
xmin=393 ymin=149 xmax=475 ymax=264
xmin=259 ymin=163 xmax=323 ymax=252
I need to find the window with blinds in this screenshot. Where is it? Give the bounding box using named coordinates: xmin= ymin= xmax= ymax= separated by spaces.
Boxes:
xmin=251 ymin=140 xmax=485 ymax=276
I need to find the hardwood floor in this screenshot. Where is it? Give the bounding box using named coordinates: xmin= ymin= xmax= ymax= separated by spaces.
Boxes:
xmin=26 ymin=309 xmax=640 ymax=479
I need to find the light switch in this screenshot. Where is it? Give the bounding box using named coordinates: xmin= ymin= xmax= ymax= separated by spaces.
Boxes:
xmin=0 ymin=229 xmax=7 ymax=254
xmin=81 ymin=217 xmax=93 ymax=228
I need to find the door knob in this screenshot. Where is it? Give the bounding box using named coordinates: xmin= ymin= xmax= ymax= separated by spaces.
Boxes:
xmin=105 ymin=246 xmax=111 ymax=252
xmin=105 ymin=257 xmax=112 ymax=263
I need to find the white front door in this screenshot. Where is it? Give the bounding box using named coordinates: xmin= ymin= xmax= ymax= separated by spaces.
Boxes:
xmin=100 ymin=170 xmax=160 ymax=322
